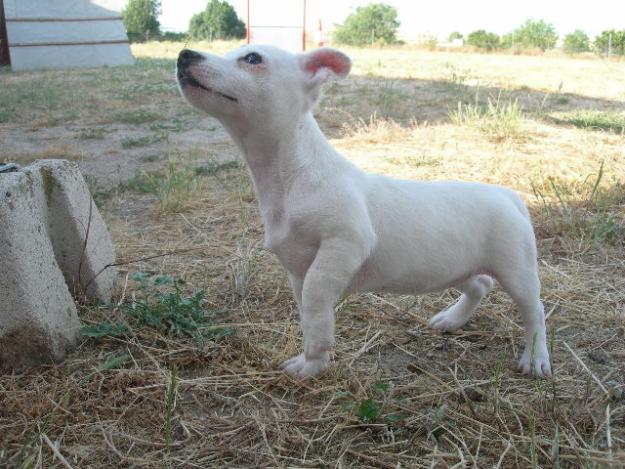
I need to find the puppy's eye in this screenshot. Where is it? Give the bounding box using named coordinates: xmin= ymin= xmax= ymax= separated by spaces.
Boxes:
xmin=242 ymin=52 xmax=262 ymax=65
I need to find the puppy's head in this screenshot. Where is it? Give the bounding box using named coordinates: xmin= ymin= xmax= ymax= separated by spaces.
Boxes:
xmin=176 ymin=45 xmax=351 ymax=130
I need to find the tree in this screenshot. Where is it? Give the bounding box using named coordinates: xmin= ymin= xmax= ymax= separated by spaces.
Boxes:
xmin=467 ymin=30 xmax=500 ymax=50
xmin=122 ymin=0 xmax=161 ymax=42
xmin=511 ymin=19 xmax=558 ymax=51
xmin=334 ymin=3 xmax=400 ymax=46
xmin=448 ymin=31 xmax=463 ymax=42
xmin=189 ymin=0 xmax=246 ymax=41
xmin=594 ymin=29 xmax=625 ymax=56
xmin=562 ymin=30 xmax=590 ymax=54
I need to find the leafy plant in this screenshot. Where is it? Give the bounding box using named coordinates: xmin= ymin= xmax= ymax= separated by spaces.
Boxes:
xmin=450 ymin=92 xmax=523 ymax=142
xmin=593 ymin=29 xmax=625 ymax=56
xmin=189 ymin=0 xmax=246 ymax=41
xmin=563 ymin=30 xmax=591 ymax=54
xmin=508 ymin=18 xmax=558 ymax=51
xmin=340 ymin=380 xmax=402 ymax=424
xmin=448 ymin=31 xmax=463 ymax=42
xmin=531 ymin=163 xmax=625 ymax=245
xmin=80 ymin=321 xmax=128 ymax=339
xmin=81 ymin=273 xmax=234 ymax=348
xmin=467 ymin=30 xmax=500 ymax=50
xmin=334 ymin=3 xmax=400 ymax=46
xmin=122 ymin=0 xmax=161 ymax=42
xmin=566 ymin=110 xmax=625 ymax=133
xmin=125 ymin=274 xmax=234 ymax=347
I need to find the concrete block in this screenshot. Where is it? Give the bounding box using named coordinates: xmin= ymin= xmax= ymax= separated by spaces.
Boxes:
xmin=0 ymin=160 xmax=116 ymax=369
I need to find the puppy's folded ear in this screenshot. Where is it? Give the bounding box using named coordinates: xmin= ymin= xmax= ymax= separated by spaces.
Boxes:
xmin=299 ymin=48 xmax=351 ymax=107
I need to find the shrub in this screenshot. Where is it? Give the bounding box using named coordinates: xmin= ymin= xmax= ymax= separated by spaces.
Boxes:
xmin=563 ymin=30 xmax=590 ymax=54
xmin=334 ymin=3 xmax=400 ymax=46
xmin=448 ymin=31 xmax=463 ymax=42
xmin=122 ymin=0 xmax=161 ymax=42
xmin=510 ymin=18 xmax=558 ymax=51
xmin=467 ymin=30 xmax=500 ymax=50
xmin=593 ymin=30 xmax=625 ymax=56
xmin=189 ymin=0 xmax=246 ymax=41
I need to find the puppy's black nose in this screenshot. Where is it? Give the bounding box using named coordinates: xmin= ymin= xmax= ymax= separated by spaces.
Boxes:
xmin=178 ymin=49 xmax=202 ymax=69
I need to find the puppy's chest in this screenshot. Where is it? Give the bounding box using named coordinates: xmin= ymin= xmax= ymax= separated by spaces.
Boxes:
xmin=263 ymin=215 xmax=318 ymax=278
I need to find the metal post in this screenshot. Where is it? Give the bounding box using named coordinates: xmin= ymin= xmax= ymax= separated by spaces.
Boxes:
xmin=0 ymin=0 xmax=11 ymax=66
xmin=246 ymin=0 xmax=250 ymax=44
xmin=302 ymin=0 xmax=306 ymax=51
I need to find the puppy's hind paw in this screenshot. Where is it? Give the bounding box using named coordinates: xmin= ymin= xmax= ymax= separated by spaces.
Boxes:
xmin=518 ymin=353 xmax=552 ymax=379
xmin=429 ymin=306 xmax=469 ymax=333
xmin=280 ymin=352 xmax=330 ymax=379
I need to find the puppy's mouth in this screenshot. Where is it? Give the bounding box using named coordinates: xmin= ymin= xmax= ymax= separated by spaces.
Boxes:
xmin=177 ymin=69 xmax=238 ymax=103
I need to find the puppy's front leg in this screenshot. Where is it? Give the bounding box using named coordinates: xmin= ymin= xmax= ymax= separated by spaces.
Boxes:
xmin=282 ymin=238 xmax=370 ymax=378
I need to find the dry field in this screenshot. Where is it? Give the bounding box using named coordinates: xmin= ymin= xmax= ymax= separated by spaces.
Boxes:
xmin=1 ymin=41 xmax=624 ymax=468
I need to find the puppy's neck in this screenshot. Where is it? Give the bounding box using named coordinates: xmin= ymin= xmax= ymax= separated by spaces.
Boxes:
xmin=223 ymin=112 xmax=339 ymax=219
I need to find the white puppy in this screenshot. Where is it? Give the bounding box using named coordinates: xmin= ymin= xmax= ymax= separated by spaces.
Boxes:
xmin=176 ymin=45 xmax=551 ymax=379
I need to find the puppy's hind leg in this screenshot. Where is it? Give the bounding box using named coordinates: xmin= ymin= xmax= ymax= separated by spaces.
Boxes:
xmin=429 ymin=275 xmax=494 ymax=332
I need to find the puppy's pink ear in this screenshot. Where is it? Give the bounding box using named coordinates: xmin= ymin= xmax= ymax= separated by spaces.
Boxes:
xmin=300 ymin=48 xmax=351 ymax=84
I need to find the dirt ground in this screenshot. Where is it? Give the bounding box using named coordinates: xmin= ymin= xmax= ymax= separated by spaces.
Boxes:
xmin=1 ymin=41 xmax=624 ymax=468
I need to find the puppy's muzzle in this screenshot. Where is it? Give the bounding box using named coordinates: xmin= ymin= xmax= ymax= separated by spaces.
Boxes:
xmin=177 ymin=49 xmax=203 ymax=71
xmin=176 ymin=49 xmax=238 ymax=103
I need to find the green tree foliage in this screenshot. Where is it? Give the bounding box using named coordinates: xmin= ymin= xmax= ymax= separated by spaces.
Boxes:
xmin=448 ymin=31 xmax=463 ymax=42
xmin=510 ymin=19 xmax=558 ymax=51
xmin=189 ymin=0 xmax=246 ymax=41
xmin=593 ymin=30 xmax=625 ymax=56
xmin=562 ymin=30 xmax=590 ymax=54
xmin=467 ymin=30 xmax=500 ymax=50
xmin=122 ymin=0 xmax=161 ymax=42
xmin=334 ymin=3 xmax=400 ymax=46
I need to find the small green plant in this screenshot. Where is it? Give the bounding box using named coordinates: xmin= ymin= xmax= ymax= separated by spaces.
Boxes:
xmin=450 ymin=92 xmax=523 ymax=141
xmin=565 ymin=110 xmax=625 ymax=134
xmin=79 ymin=354 xmax=131 ymax=384
xmin=194 ymin=160 xmax=241 ymax=176
xmin=81 ymin=273 xmax=234 ymax=348
xmin=532 ymin=162 xmax=625 ymax=245
xmin=121 ymin=133 xmax=165 ymax=149
xmin=126 ymin=273 xmax=234 ymax=347
xmin=340 ymin=380 xmax=402 ymax=424
xmin=75 ymin=127 xmax=107 ymax=140
xmin=111 ymin=109 xmax=160 ymax=124
xmin=80 ymin=321 xmax=128 ymax=339
xmin=120 ymin=162 xmax=203 ymax=211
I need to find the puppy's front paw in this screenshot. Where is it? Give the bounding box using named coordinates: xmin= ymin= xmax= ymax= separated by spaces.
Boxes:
xmin=518 ymin=350 xmax=552 ymax=378
xmin=280 ymin=352 xmax=330 ymax=379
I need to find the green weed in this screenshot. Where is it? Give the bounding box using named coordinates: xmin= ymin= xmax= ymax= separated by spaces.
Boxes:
xmin=532 ymin=162 xmax=625 ymax=245
xmin=340 ymin=380 xmax=402 ymax=424
xmin=450 ymin=92 xmax=524 ymax=141
xmin=81 ymin=273 xmax=234 ymax=348
xmin=121 ymin=133 xmax=166 ymax=149
xmin=121 ymin=161 xmax=202 ymax=211
xmin=126 ymin=273 xmax=234 ymax=348
xmin=566 ymin=109 xmax=625 ymax=133
xmin=111 ymin=109 xmax=160 ymax=125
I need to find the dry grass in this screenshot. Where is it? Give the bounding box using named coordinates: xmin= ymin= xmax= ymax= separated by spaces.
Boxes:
xmin=1 ymin=42 xmax=624 ymax=468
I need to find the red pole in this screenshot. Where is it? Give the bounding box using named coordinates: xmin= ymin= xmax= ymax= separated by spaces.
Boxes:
xmin=246 ymin=0 xmax=250 ymax=44
xmin=0 ymin=0 xmax=11 ymax=66
xmin=302 ymin=0 xmax=306 ymax=51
